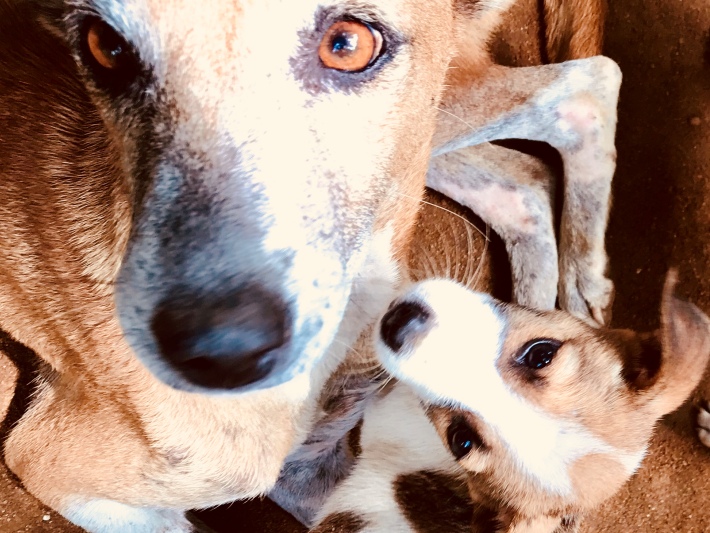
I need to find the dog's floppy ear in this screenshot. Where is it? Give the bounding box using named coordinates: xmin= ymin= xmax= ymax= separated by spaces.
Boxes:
xmin=621 ymin=270 xmax=710 ymax=417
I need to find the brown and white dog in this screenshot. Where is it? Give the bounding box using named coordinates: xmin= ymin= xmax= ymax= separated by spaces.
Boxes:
xmin=0 ymin=0 xmax=616 ymax=530
xmin=311 ymin=271 xmax=710 ymax=532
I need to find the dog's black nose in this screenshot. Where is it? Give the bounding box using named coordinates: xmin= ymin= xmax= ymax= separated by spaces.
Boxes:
xmin=151 ymin=285 xmax=290 ymax=390
xmin=380 ymin=300 xmax=432 ymax=353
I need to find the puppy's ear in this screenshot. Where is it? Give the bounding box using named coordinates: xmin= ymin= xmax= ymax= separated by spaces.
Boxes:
xmin=621 ymin=270 xmax=710 ymax=417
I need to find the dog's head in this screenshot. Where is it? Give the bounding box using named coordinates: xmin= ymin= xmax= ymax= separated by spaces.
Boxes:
xmin=376 ymin=271 xmax=710 ymax=529
xmin=22 ymin=0 xmax=513 ymax=393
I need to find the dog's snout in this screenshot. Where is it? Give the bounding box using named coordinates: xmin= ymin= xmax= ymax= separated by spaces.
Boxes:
xmin=151 ymin=285 xmax=291 ymax=390
xmin=380 ymin=300 xmax=432 ymax=354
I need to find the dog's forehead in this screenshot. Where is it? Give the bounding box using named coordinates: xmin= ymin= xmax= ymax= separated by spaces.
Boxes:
xmin=77 ymin=0 xmax=445 ymax=47
xmin=69 ymin=0 xmax=457 ymax=120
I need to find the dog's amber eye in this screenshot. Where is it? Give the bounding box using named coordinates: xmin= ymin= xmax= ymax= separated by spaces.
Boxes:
xmin=85 ymin=20 xmax=129 ymax=70
xmin=446 ymin=417 xmax=483 ymax=460
xmin=518 ymin=339 xmax=562 ymax=370
xmin=319 ymin=21 xmax=383 ymax=72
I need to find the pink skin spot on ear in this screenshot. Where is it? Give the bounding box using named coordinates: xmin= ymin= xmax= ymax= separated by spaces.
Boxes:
xmin=557 ymin=98 xmax=602 ymax=133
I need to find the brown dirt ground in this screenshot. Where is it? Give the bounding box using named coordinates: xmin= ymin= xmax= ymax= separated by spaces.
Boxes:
xmin=2 ymin=0 xmax=710 ymax=531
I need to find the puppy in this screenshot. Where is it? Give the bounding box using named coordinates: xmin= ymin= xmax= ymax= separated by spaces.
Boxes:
xmin=312 ymin=271 xmax=710 ymax=532
xmin=0 ymin=0 xmax=616 ymax=530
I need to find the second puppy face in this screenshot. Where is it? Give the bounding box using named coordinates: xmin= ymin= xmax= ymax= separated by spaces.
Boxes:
xmin=375 ymin=275 xmax=710 ymax=523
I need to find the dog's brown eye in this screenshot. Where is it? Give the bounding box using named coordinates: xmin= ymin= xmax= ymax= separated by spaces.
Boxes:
xmin=446 ymin=417 xmax=483 ymax=460
xmin=519 ymin=339 xmax=562 ymax=370
xmin=85 ymin=20 xmax=129 ymax=70
xmin=319 ymin=21 xmax=383 ymax=72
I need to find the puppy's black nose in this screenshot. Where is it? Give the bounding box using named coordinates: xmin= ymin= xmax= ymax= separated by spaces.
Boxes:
xmin=380 ymin=300 xmax=432 ymax=353
xmin=151 ymin=285 xmax=290 ymax=390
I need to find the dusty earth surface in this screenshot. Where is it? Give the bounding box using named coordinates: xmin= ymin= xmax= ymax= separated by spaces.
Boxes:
xmin=2 ymin=0 xmax=710 ymax=531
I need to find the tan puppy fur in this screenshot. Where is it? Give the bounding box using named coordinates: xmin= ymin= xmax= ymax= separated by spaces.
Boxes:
xmin=312 ymin=272 xmax=710 ymax=532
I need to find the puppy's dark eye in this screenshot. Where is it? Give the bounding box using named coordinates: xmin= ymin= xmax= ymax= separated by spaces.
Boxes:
xmin=446 ymin=417 xmax=483 ymax=460
xmin=80 ymin=18 xmax=139 ymax=88
xmin=319 ymin=20 xmax=384 ymax=72
xmin=518 ymin=339 xmax=562 ymax=370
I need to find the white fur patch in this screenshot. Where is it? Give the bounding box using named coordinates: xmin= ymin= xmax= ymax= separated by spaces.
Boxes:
xmin=305 ymin=224 xmax=401 ymax=418
xmin=377 ymin=279 xmax=642 ymax=497
xmin=62 ymin=499 xmax=192 ymax=533
xmin=314 ymin=384 xmax=461 ymax=531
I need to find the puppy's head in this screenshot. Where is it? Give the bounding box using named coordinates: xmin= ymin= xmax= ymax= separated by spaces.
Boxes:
xmin=30 ymin=0 xmax=498 ymax=393
xmin=376 ymin=271 xmax=710 ymax=528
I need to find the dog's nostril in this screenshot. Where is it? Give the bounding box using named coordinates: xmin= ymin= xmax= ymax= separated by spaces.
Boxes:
xmin=150 ymin=285 xmax=290 ymax=390
xmin=380 ymin=300 xmax=432 ymax=353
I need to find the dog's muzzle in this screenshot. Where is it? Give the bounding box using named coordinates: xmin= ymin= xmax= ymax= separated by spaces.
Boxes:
xmin=149 ymin=284 xmax=292 ymax=390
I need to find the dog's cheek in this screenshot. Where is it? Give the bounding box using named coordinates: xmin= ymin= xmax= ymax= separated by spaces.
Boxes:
xmin=568 ymin=453 xmax=638 ymax=510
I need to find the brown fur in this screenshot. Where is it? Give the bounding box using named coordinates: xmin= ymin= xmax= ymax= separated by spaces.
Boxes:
xmin=394 ymin=470 xmax=478 ymax=533
xmin=542 ymin=0 xmax=607 ymax=62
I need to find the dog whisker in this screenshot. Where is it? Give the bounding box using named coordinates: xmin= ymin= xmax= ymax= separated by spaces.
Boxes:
xmin=467 ymin=224 xmax=490 ymax=291
xmin=435 ymin=105 xmax=477 ymax=132
xmin=392 ymin=190 xmax=488 ymax=241
xmin=395 ymin=188 xmax=488 ymax=288
xmin=448 ymin=217 xmax=460 ymax=282
xmin=414 ymin=242 xmax=440 ymax=282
